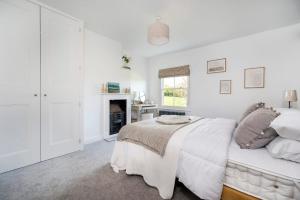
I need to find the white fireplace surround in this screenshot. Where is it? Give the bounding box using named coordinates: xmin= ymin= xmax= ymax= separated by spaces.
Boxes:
xmin=99 ymin=93 xmax=131 ymax=139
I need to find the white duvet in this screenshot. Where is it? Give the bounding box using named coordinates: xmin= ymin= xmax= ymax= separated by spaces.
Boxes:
xmin=110 ymin=117 xmax=236 ymax=200
xmin=177 ymin=118 xmax=236 ymax=200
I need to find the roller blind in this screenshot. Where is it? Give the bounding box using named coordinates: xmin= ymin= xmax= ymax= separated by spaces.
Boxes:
xmin=158 ymin=65 xmax=190 ymax=78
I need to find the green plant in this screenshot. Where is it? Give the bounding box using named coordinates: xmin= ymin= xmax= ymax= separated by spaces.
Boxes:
xmin=122 ymin=55 xmax=130 ymax=64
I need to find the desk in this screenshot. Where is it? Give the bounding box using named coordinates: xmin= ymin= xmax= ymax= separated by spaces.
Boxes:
xmin=131 ymin=104 xmax=159 ymax=122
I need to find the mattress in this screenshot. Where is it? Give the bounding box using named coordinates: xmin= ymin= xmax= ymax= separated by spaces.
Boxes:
xmin=224 ymin=141 xmax=300 ymax=200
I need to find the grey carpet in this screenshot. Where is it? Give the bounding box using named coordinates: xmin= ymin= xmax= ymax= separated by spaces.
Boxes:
xmin=0 ymin=140 xmax=200 ymax=200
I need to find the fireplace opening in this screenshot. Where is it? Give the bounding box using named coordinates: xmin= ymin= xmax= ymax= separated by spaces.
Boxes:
xmin=109 ymin=100 xmax=127 ymax=136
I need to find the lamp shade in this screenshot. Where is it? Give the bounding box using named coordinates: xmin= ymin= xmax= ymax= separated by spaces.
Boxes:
xmin=284 ymin=90 xmax=298 ymax=102
xmin=148 ymin=17 xmax=169 ymax=45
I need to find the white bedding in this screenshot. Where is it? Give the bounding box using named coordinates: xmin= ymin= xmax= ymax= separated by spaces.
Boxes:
xmin=177 ymin=118 xmax=236 ymax=200
xmin=226 ymin=140 xmax=300 ymax=200
xmin=228 ymin=140 xmax=300 ymax=180
xmin=267 ymin=137 xmax=300 ymax=163
xmin=110 ymin=117 xmax=202 ymax=199
xmin=110 ymin=117 xmax=236 ymax=199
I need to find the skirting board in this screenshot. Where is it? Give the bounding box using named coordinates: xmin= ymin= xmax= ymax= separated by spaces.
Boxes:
xmin=84 ymin=136 xmax=103 ymax=145
xmin=104 ymin=135 xmax=117 ymax=142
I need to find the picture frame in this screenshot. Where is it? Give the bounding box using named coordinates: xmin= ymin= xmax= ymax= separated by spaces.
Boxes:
xmin=207 ymin=58 xmax=226 ymax=74
xmin=107 ymin=82 xmax=120 ymax=93
xmin=244 ymin=67 xmax=265 ymax=89
xmin=220 ymin=80 xmax=232 ymax=94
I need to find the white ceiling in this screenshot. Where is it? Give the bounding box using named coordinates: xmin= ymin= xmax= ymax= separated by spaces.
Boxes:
xmin=38 ymin=0 xmax=300 ymax=57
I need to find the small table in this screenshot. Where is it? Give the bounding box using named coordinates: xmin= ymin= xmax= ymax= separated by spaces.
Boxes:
xmin=131 ymin=104 xmax=159 ymax=122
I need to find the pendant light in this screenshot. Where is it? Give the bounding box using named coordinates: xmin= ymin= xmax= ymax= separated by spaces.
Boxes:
xmin=148 ymin=17 xmax=169 ymax=45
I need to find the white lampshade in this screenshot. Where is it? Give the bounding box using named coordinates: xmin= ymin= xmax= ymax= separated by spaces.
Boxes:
xmin=284 ymin=90 xmax=298 ymax=102
xmin=148 ymin=17 xmax=169 ymax=45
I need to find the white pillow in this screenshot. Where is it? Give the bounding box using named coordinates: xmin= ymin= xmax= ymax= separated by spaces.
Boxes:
xmin=270 ymin=108 xmax=300 ymax=141
xmin=267 ymin=137 xmax=300 ymax=163
xmin=275 ymin=108 xmax=299 ymax=114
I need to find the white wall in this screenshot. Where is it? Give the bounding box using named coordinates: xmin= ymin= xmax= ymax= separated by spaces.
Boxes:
xmin=147 ymin=23 xmax=300 ymax=120
xmin=129 ymin=54 xmax=147 ymax=95
xmin=84 ymin=30 xmax=147 ymax=144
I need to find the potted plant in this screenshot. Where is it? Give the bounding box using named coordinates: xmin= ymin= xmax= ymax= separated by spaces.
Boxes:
xmin=122 ymin=55 xmax=131 ymax=70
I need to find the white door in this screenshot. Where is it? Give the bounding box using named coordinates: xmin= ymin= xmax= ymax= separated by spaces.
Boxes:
xmin=0 ymin=0 xmax=40 ymax=173
xmin=41 ymin=8 xmax=82 ymax=160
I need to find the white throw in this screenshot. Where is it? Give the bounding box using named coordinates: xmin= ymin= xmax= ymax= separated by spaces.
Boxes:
xmin=177 ymin=118 xmax=236 ymax=200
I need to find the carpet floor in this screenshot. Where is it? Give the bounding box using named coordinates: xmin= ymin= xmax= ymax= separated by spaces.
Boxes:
xmin=0 ymin=140 xmax=200 ymax=200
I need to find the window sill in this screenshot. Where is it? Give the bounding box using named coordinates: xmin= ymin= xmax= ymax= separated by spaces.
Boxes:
xmin=159 ymin=106 xmax=190 ymax=112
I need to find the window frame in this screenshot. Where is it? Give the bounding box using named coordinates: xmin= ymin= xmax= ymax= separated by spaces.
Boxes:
xmin=160 ymin=76 xmax=190 ymax=109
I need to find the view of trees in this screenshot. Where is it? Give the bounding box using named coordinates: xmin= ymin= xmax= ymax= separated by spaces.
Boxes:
xmin=162 ymin=76 xmax=188 ymax=107
xmin=163 ymin=89 xmax=187 ymax=97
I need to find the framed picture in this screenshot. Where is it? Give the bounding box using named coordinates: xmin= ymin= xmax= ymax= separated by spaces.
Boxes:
xmin=244 ymin=67 xmax=265 ymax=88
xmin=220 ymin=80 xmax=232 ymax=94
xmin=207 ymin=58 xmax=226 ymax=74
xmin=107 ymin=82 xmax=120 ymax=93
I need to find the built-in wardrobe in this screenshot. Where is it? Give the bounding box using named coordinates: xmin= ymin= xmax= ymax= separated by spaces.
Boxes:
xmin=0 ymin=0 xmax=83 ymax=173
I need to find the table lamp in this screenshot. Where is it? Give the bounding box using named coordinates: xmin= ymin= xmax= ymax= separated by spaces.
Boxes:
xmin=284 ymin=90 xmax=297 ymax=108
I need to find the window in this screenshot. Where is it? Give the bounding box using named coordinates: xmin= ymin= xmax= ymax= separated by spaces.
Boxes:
xmin=161 ymin=76 xmax=188 ymax=107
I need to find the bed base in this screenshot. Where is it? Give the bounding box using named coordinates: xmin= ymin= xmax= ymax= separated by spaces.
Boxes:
xmin=175 ymin=178 xmax=259 ymax=200
xmin=221 ymin=185 xmax=259 ymax=200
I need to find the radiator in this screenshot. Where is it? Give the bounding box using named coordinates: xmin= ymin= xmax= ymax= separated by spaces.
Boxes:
xmin=159 ymin=109 xmax=186 ymax=116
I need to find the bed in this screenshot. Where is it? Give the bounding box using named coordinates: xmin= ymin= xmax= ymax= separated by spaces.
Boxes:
xmin=224 ymin=140 xmax=300 ymax=200
xmin=111 ymin=117 xmax=236 ymax=199
xmin=111 ymin=117 xmax=203 ymax=198
xmin=110 ymin=116 xmax=300 ymax=200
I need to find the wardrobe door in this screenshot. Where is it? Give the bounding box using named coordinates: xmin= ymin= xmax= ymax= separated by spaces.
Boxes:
xmin=0 ymin=0 xmax=40 ymax=173
xmin=41 ymin=8 xmax=83 ymax=160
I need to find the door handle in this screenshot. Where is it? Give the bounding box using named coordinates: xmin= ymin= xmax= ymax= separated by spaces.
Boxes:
xmin=44 ymin=94 xmax=47 ymax=97
xmin=34 ymin=94 xmax=38 ymax=97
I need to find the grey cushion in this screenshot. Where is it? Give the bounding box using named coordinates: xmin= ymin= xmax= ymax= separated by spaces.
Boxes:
xmin=235 ymin=108 xmax=280 ymax=149
xmin=240 ymin=102 xmax=265 ymax=122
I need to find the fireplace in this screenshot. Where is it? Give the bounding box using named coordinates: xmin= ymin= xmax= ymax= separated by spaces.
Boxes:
xmin=99 ymin=93 xmax=131 ymax=140
xmin=109 ymin=100 xmax=127 ymax=135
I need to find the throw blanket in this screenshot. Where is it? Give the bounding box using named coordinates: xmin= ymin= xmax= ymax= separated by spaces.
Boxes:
xmin=117 ymin=116 xmax=201 ymax=156
xmin=177 ymin=118 xmax=236 ymax=200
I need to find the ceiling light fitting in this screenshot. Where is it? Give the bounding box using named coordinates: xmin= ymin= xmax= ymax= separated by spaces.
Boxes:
xmin=148 ymin=16 xmax=169 ymax=45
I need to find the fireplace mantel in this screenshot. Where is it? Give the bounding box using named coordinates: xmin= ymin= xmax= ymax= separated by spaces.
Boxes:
xmin=99 ymin=93 xmax=131 ymax=96
xmin=99 ymin=93 xmax=131 ymax=140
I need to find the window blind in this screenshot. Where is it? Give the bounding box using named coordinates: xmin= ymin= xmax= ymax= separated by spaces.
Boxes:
xmin=158 ymin=65 xmax=190 ymax=78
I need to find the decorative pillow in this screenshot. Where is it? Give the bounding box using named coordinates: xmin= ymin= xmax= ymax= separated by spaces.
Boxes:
xmin=267 ymin=137 xmax=300 ymax=163
xmin=235 ymin=108 xmax=280 ymax=149
xmin=239 ymin=102 xmax=265 ymax=122
xmin=156 ymin=115 xmax=191 ymax=124
xmin=270 ymin=109 xmax=300 ymax=141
